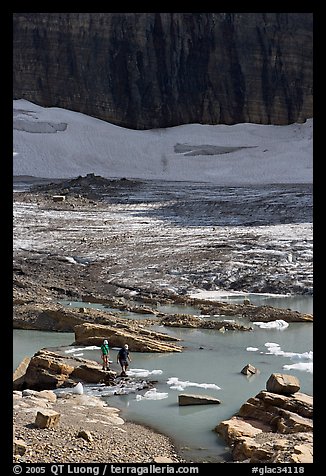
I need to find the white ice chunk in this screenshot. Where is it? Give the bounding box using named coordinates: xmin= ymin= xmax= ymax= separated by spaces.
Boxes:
xmin=73 ymin=382 xmax=84 ymax=394
xmin=127 ymin=369 xmax=163 ymax=378
xmin=283 ymin=362 xmax=313 ymax=373
xmin=136 ymin=388 xmax=169 ymax=401
xmin=253 ymin=319 xmax=289 ymax=329
xmin=167 ymin=377 xmax=221 ymax=390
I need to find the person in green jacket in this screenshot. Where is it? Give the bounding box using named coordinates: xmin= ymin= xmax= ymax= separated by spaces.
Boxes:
xmin=100 ymin=339 xmax=110 ymax=370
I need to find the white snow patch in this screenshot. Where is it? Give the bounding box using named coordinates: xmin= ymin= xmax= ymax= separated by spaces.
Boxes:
xmin=189 ymin=290 xmax=290 ymax=300
xmin=13 ymin=99 xmax=312 ymax=185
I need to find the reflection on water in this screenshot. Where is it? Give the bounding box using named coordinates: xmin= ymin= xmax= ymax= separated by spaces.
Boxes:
xmin=13 ymin=294 xmax=313 ymax=463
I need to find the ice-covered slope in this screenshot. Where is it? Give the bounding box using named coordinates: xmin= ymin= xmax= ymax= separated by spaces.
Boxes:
xmin=13 ymin=99 xmax=313 ymax=184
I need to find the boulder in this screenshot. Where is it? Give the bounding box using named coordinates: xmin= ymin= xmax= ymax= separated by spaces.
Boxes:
xmin=266 ymin=373 xmax=300 ymax=395
xmin=23 ymin=350 xmax=76 ymax=389
xmin=35 ymin=409 xmax=61 ymax=428
xmin=237 ymin=395 xmax=313 ymax=434
xmin=77 ymin=430 xmax=93 ymax=442
xmin=241 ymin=364 xmax=259 ymax=375
xmin=13 ymin=439 xmax=27 ymax=456
xmin=178 ymin=393 xmax=221 ymax=406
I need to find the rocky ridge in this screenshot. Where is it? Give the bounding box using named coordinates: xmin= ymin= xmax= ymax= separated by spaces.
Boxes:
xmin=215 ymin=374 xmax=313 ymax=463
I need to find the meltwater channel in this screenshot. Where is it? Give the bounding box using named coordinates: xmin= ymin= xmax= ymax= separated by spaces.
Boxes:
xmin=13 ymin=295 xmax=313 ymax=463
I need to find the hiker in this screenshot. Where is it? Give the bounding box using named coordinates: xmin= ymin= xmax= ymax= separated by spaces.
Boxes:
xmin=100 ymin=339 xmax=110 ymax=370
xmin=117 ymin=344 xmax=131 ymax=376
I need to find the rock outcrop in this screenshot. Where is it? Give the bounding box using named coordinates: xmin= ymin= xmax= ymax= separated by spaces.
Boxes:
xmin=73 ymin=322 xmax=182 ymax=352
xmin=215 ymin=374 xmax=313 ymax=463
xmin=160 ymin=314 xmax=252 ymax=331
xmin=13 ymin=356 xmax=31 ymax=388
xmin=13 ymin=297 xmax=313 ymax=337
xmin=14 ymin=349 xmax=117 ymax=390
xmin=13 ymin=302 xmax=94 ymax=331
xmin=13 ymin=13 xmax=312 ymax=129
xmin=194 ymin=301 xmax=313 ymax=322
xmin=13 ymin=302 xmax=182 ymax=352
xmin=13 ymin=322 xmax=182 ymax=390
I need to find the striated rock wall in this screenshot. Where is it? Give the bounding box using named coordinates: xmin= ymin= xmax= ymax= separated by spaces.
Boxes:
xmin=13 ymin=13 xmax=313 ymax=129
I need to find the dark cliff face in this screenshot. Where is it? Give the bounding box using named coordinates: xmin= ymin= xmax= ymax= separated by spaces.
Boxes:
xmin=13 ymin=13 xmax=313 ymax=129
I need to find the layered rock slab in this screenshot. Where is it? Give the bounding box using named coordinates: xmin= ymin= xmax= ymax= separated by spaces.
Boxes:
xmin=215 ymin=375 xmax=313 ymax=463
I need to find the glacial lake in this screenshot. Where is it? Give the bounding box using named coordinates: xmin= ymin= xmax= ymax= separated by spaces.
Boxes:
xmin=13 ymin=294 xmax=313 ymax=463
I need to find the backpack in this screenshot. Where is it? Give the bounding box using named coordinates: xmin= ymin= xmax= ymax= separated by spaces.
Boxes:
xmin=101 ymin=343 xmax=109 ymax=355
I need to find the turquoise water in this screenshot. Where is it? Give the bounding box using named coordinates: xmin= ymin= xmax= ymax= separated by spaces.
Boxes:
xmin=214 ymin=293 xmax=313 ymax=314
xmin=13 ymin=295 xmax=313 ymax=463
xmin=82 ymin=321 xmax=313 ymax=462
xmin=58 ymin=294 xmax=313 ymax=318
xmin=13 ymin=330 xmax=75 ymax=372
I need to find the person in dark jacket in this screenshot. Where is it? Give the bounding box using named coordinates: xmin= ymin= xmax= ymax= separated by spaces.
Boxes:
xmin=117 ymin=344 xmax=131 ymax=376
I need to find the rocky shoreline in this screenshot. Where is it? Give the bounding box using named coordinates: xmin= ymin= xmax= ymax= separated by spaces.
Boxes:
xmin=13 ymin=389 xmax=185 ymax=463
xmin=13 ymin=370 xmax=313 ymax=464
xmin=215 ymin=374 xmax=313 ymax=463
